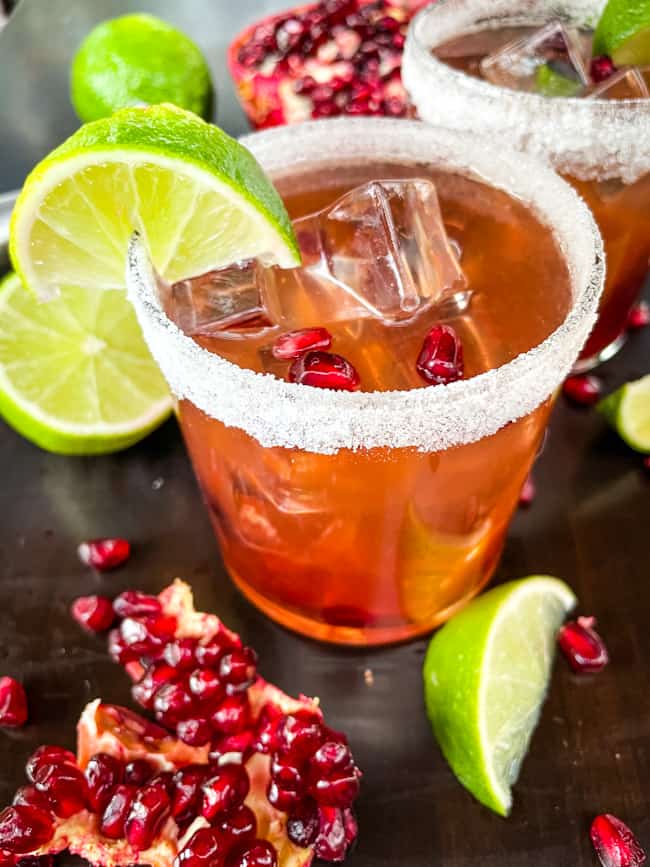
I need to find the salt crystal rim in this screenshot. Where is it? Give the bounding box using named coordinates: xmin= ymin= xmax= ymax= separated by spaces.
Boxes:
xmin=403 ymin=0 xmax=650 ymax=182
xmin=126 ymin=117 xmax=604 ymax=455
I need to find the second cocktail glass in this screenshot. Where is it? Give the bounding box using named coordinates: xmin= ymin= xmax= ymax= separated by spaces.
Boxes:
xmin=126 ymin=118 xmax=603 ymax=646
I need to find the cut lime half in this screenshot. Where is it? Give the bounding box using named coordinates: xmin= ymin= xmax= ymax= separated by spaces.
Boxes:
xmin=0 ymin=272 xmax=172 ymax=454
xmin=593 ymin=0 xmax=650 ymax=65
xmin=423 ymin=576 xmax=576 ymax=816
xmin=598 ymin=374 xmax=650 ymax=453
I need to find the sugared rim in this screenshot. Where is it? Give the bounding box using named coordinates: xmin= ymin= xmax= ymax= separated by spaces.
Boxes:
xmin=403 ymin=0 xmax=650 ymax=182
xmin=126 ymin=117 xmax=604 ymax=455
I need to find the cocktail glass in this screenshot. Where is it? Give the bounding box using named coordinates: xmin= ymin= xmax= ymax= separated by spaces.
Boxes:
xmin=403 ymin=0 xmax=650 ymax=370
xmin=126 ymin=118 xmax=603 ymax=646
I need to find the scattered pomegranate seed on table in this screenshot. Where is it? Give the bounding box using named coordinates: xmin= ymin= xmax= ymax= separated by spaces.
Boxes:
xmin=289 ymin=350 xmax=361 ymax=390
xmin=627 ymin=301 xmax=650 ymax=330
xmin=71 ymin=595 xmax=115 ymax=632
xmin=518 ymin=474 xmax=536 ymax=507
xmin=590 ymin=813 xmax=646 ymax=867
xmin=272 ymin=327 xmax=333 ymax=360
xmin=562 ymin=374 xmax=602 ymax=406
xmin=77 ymin=538 xmax=130 ymax=571
xmin=0 ymin=678 xmax=27 ymax=727
xmin=416 ymin=324 xmax=464 ymax=385
xmin=590 ymin=55 xmax=617 ymax=83
xmin=644 ymin=456 xmax=650 ymax=472
xmin=558 ymin=616 xmax=609 ymax=673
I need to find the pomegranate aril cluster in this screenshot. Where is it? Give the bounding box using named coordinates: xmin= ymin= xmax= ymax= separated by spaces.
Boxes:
xmin=272 ymin=328 xmax=361 ymax=391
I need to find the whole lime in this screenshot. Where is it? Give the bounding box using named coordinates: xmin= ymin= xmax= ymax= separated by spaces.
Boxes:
xmin=70 ymin=13 xmax=213 ymax=122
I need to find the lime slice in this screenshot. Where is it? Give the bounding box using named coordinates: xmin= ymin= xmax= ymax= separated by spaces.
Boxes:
xmin=71 ymin=14 xmax=213 ymax=122
xmin=10 ymin=103 xmax=300 ymax=299
xmin=423 ymin=576 xmax=577 ymax=816
xmin=0 ymin=272 xmax=172 ymax=454
xmin=593 ymin=0 xmax=650 ymax=65
xmin=598 ymin=374 xmax=650 ymax=452
xmin=535 ymin=63 xmax=583 ymax=97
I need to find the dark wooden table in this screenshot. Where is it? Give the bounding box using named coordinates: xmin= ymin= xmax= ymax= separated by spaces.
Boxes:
xmin=0 ymin=290 xmax=648 ymax=867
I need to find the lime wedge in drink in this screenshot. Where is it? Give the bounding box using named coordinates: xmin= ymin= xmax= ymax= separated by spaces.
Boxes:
xmin=0 ymin=272 xmax=172 ymax=454
xmin=71 ymin=14 xmax=213 ymax=122
xmin=535 ymin=63 xmax=583 ymax=97
xmin=598 ymin=375 xmax=650 ymax=453
xmin=423 ymin=576 xmax=577 ymax=816
xmin=593 ymin=0 xmax=650 ymax=65
xmin=10 ymin=103 xmax=300 ymax=299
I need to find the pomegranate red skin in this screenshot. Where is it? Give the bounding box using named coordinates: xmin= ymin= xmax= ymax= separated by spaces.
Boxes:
xmin=590 ymin=55 xmax=617 ymax=83
xmin=628 ymin=301 xmax=650 ymax=330
xmin=77 ymin=538 xmax=130 ymax=571
xmin=272 ymin=328 xmax=333 ymax=360
xmin=558 ymin=616 xmax=609 ymax=673
xmin=562 ymin=374 xmax=602 ymax=406
xmin=0 ymin=678 xmax=28 ymax=728
xmin=25 ymin=747 xmax=76 ymax=784
xmin=123 ymin=782 xmax=171 ymax=851
xmin=416 ymin=324 xmax=464 ymax=386
xmin=71 ymin=595 xmax=115 ymax=632
xmin=100 ymin=784 xmax=137 ymax=840
xmin=590 ymin=813 xmax=646 ymax=867
xmin=289 ymin=351 xmax=360 ymax=391
xmin=200 ymin=764 xmax=250 ymax=821
xmin=0 ymin=807 xmax=53 ymax=855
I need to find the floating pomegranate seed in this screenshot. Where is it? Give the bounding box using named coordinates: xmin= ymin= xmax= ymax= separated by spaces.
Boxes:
xmin=171 ymin=766 xmax=208 ymax=820
xmin=189 ymin=668 xmax=224 ymax=705
xmin=311 ymin=768 xmax=361 ymax=807
xmin=77 ymin=538 xmax=130 ymax=571
xmin=272 ymin=327 xmax=332 ymax=360
xmin=315 ymin=806 xmax=347 ymax=862
xmin=113 ymin=590 xmax=162 ymax=619
xmin=174 ymin=827 xmax=230 ymax=867
xmin=85 ymin=753 xmax=124 ymax=813
xmin=0 ymin=678 xmax=27 ymax=727
xmin=628 ymin=301 xmax=650 ymax=330
xmin=153 ymin=679 xmax=195 ymax=726
xmin=287 ymin=798 xmax=320 ymax=848
xmin=132 ymin=663 xmax=177 ymax=709
xmin=228 ymin=839 xmax=278 ymax=867
xmin=34 ymin=761 xmax=88 ymax=818
xmin=277 ymin=710 xmax=325 ymax=761
xmin=590 ymin=55 xmax=617 ymax=83
xmin=289 ymin=350 xmax=360 ymax=391
xmin=211 ymin=694 xmax=251 ymax=735
xmin=558 ymin=616 xmax=609 ymax=673
xmin=0 ymin=807 xmax=54 ymax=855
xmin=519 ymin=474 xmax=536 ymax=507
xmin=209 ymin=731 xmax=255 ymax=765
xmin=124 ymin=782 xmax=170 ymax=850
xmin=100 ymin=784 xmax=137 ymax=839
xmin=219 ymin=648 xmax=258 ymax=693
xmin=266 ymin=780 xmax=300 ymax=812
xmin=217 ymin=804 xmax=257 ymax=846
xmin=590 ymin=814 xmax=646 ymax=867
xmin=176 ymin=717 xmax=212 ymax=747
xmin=163 ymin=638 xmax=198 ymax=670
xmin=416 ymin=324 xmax=464 ymax=386
xmin=201 ymin=764 xmax=250 ymax=821
xmin=253 ymin=704 xmax=284 ymax=754
xmin=25 ymin=746 xmax=75 ymax=783
xmin=563 ymin=374 xmax=602 ymax=406
xmin=123 ymin=759 xmax=154 ymax=787
xmin=71 ymin=595 xmax=115 ymax=632
xmin=12 ymin=788 xmax=53 ymax=817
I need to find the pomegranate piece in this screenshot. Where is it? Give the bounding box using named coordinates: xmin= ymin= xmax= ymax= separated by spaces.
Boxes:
xmin=77 ymin=538 xmax=130 ymax=571
xmin=84 ymin=752 xmax=124 ymax=813
xmin=289 ymin=351 xmax=360 ymax=391
xmin=33 ymin=761 xmax=88 ymax=818
xmin=219 ymin=648 xmax=258 ymax=694
xmin=287 ymin=799 xmax=320 ymax=848
xmin=25 ymin=747 xmax=75 ymax=784
xmin=100 ymin=784 xmax=137 ymax=839
xmin=227 ymin=839 xmax=278 ymax=867
xmin=0 ymin=807 xmax=53 ymax=855
xmin=558 ymin=616 xmax=609 ymax=673
xmin=590 ymin=55 xmax=617 ymax=83
xmin=124 ymin=781 xmax=171 ymax=850
xmin=113 ymin=590 xmax=162 ymax=619
xmin=71 ymin=595 xmax=115 ymax=632
xmin=170 ymin=765 xmax=208 ymax=820
xmin=519 ymin=474 xmax=536 ymax=507
xmin=217 ymin=804 xmax=257 ymax=846
xmin=0 ymin=678 xmax=27 ymax=727
xmin=200 ymin=764 xmax=250 ymax=821
xmin=272 ymin=328 xmax=333 ymax=360
xmin=562 ymin=374 xmax=602 ymax=406
xmin=123 ymin=759 xmax=154 ymax=787
xmin=590 ymin=814 xmax=646 ymax=867
xmin=628 ymin=301 xmax=650 ymax=330
xmin=174 ymin=827 xmax=231 ymax=867
xmin=416 ymin=323 xmax=464 ymax=386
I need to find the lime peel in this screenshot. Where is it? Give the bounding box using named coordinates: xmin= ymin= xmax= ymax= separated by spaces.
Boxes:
xmin=598 ymin=374 xmax=650 ymax=453
xmin=593 ymin=0 xmax=650 ymax=65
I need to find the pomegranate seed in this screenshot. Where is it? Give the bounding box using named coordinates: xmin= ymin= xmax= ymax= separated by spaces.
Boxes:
xmin=591 ymin=814 xmax=646 ymax=867
xmin=189 ymin=669 xmax=224 ymax=705
xmin=100 ymin=784 xmax=137 ymax=839
xmin=132 ymin=663 xmax=177 ymax=709
xmin=200 ymin=764 xmax=250 ymax=821
xmin=0 ymin=678 xmax=27 ymax=727
xmin=124 ymin=782 xmax=171 ymax=850
xmin=519 ymin=474 xmax=536 ymax=507
xmin=289 ymin=350 xmax=360 ymax=391
xmin=217 ymin=804 xmax=257 ymax=845
xmin=628 ymin=302 xmax=650 ymax=330
xmin=25 ymin=746 xmax=76 ymax=783
xmin=416 ymin=324 xmax=464 ymax=386
xmin=590 ymin=55 xmax=617 ymax=83
xmin=272 ymin=328 xmax=332 ymax=360
xmin=294 ymin=76 xmax=317 ymax=94
xmin=383 ymin=95 xmax=406 ymax=116
xmin=266 ymin=780 xmax=300 ymax=812
xmin=343 ymin=807 xmax=358 ymax=846
xmin=211 ymin=694 xmax=251 ymax=735
xmin=174 ymin=827 xmax=230 ymax=867
xmin=123 ymin=759 xmax=154 ymax=787
xmin=162 ymin=638 xmax=198 ymax=670
xmin=153 ymin=679 xmax=195 ymax=726
xmin=11 ymin=788 xmax=52 ymax=818
xmin=558 ymin=616 xmax=609 ymax=673
xmin=563 ymin=374 xmax=602 ymax=406
xmin=77 ymin=538 xmax=130 ymax=571
xmin=270 ymin=755 xmax=303 ymax=791
xmin=219 ymin=648 xmax=258 ymax=693
xmin=315 ymin=806 xmax=348 ymax=862
xmin=209 ymin=731 xmax=255 ymax=765
xmin=112 ymin=590 xmax=162 ymax=619
xmin=85 ymin=753 xmax=123 ymax=813
xmin=311 ymin=768 xmax=360 ymax=807
xmin=253 ymin=704 xmax=284 ymax=754
xmin=287 ymin=799 xmax=320 ymax=848
xmin=108 ymin=628 xmax=139 ymax=664
xmin=171 ymin=766 xmax=208 ymax=820
xmin=120 ymin=617 xmax=166 ymax=657
xmin=311 ymin=740 xmax=354 ymax=775
xmin=195 ymin=641 xmax=227 ymax=668
xmin=177 ymin=717 xmax=212 ymax=747
xmin=277 ymin=710 xmax=325 ymax=761
xmin=0 ymin=807 xmax=53 ymax=855
xmin=34 ymin=761 xmax=88 ymax=818
xmin=71 ymin=595 xmax=115 ymax=632
xmin=228 ymin=839 xmax=278 ymax=867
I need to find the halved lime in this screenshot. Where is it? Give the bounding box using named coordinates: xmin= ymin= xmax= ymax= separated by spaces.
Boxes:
xmin=593 ymin=0 xmax=650 ymax=66
xmin=598 ymin=375 xmax=650 ymax=453
xmin=0 ymin=272 xmax=172 ymax=454
xmin=10 ymin=103 xmax=300 ymax=299
xmin=423 ymin=576 xmax=577 ymax=816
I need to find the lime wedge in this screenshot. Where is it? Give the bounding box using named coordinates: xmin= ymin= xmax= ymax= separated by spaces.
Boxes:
xmin=10 ymin=103 xmax=300 ymax=299
xmin=598 ymin=374 xmax=650 ymax=452
xmin=423 ymin=576 xmax=577 ymax=816
xmin=535 ymin=63 xmax=583 ymax=97
xmin=593 ymin=0 xmax=650 ymax=65
xmin=0 ymin=272 xmax=172 ymax=454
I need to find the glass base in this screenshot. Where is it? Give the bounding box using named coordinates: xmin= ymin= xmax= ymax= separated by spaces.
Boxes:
xmin=572 ymin=330 xmax=627 ymax=373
